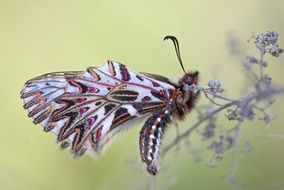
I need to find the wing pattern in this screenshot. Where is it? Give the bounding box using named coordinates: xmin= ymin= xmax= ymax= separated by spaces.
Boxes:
xmin=21 ymin=61 xmax=176 ymax=156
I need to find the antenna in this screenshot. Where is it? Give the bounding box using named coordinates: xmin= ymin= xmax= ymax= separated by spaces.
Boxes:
xmin=164 ymin=35 xmax=186 ymax=74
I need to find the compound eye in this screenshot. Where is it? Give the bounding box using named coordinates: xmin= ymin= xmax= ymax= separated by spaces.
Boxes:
xmin=187 ymin=76 xmax=193 ymax=85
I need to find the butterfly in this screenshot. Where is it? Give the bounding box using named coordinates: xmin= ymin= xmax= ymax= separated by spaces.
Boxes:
xmin=20 ymin=36 xmax=199 ymax=175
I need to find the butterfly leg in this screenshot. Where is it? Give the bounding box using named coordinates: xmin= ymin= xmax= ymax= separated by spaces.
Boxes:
xmin=139 ymin=109 xmax=171 ymax=175
xmin=173 ymin=120 xmax=180 ymax=138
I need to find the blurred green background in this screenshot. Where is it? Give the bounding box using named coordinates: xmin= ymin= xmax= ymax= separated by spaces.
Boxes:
xmin=0 ymin=0 xmax=284 ymax=190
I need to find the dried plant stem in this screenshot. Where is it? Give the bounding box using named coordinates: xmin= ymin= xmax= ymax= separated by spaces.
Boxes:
xmin=162 ymin=87 xmax=284 ymax=157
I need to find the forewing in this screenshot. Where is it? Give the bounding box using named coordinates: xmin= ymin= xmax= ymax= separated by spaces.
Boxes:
xmin=21 ymin=61 xmax=175 ymax=156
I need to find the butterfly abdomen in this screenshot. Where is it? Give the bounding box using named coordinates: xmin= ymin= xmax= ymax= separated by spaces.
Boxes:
xmin=139 ymin=109 xmax=172 ymax=175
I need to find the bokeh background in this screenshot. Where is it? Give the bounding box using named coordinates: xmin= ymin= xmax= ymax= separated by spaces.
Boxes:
xmin=0 ymin=0 xmax=284 ymax=190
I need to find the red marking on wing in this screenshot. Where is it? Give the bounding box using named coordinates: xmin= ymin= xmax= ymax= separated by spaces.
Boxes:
xmin=96 ymin=127 xmax=102 ymax=143
xmin=89 ymin=87 xmax=100 ymax=93
xmin=142 ymin=96 xmax=152 ymax=102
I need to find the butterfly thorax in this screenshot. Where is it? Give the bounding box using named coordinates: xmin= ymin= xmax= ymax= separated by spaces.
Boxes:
xmin=172 ymin=71 xmax=199 ymax=119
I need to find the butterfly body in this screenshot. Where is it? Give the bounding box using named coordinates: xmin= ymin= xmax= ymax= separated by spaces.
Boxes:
xmin=21 ymin=60 xmax=199 ymax=175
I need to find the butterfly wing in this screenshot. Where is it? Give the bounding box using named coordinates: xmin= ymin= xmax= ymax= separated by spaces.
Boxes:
xmin=21 ymin=61 xmax=176 ymax=156
xmin=141 ymin=72 xmax=177 ymax=87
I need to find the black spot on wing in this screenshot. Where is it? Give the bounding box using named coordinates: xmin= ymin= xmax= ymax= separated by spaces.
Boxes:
xmin=104 ymin=103 xmax=116 ymax=115
xmin=110 ymin=90 xmax=139 ymax=102
xmin=60 ymin=141 xmax=70 ymax=149
xmin=152 ymin=81 xmax=160 ymax=87
xmin=95 ymin=101 xmax=102 ymax=106
xmin=151 ymin=91 xmax=167 ymax=101
xmin=113 ymin=107 xmax=128 ymax=120
xmin=136 ymin=75 xmax=144 ymax=81
xmin=110 ymin=114 xmax=137 ymax=130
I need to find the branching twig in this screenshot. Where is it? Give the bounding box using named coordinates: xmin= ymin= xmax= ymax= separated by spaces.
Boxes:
xmin=162 ymin=102 xmax=235 ymax=156
xmin=162 ymin=87 xmax=284 ymax=156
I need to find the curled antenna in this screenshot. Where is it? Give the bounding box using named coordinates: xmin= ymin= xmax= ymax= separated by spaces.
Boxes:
xmin=164 ymin=35 xmax=186 ymax=74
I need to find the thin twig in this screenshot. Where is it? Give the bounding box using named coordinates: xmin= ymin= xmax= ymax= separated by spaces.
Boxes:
xmin=162 ymin=102 xmax=236 ymax=156
xmin=162 ymin=87 xmax=284 ymax=157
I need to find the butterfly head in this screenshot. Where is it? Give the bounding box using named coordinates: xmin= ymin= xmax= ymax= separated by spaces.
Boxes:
xmin=180 ymin=71 xmax=199 ymax=86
